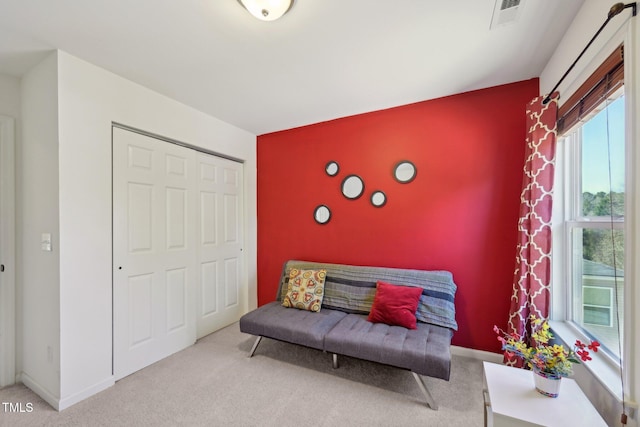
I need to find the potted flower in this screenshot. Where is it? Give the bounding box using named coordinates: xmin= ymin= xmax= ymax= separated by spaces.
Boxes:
xmin=493 ymin=316 xmax=600 ymax=397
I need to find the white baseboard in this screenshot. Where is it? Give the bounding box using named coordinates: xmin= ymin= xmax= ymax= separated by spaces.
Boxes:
xmin=19 ymin=372 xmax=114 ymax=411
xmin=58 ymin=376 xmax=114 ymax=411
xmin=19 ymin=372 xmax=60 ymax=411
xmin=451 ymin=345 xmax=503 ymax=363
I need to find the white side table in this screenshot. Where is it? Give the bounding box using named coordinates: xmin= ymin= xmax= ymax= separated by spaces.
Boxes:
xmin=483 ymin=361 xmax=607 ymax=427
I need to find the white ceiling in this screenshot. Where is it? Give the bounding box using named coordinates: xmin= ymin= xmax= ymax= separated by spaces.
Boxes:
xmin=0 ymin=0 xmax=584 ymax=135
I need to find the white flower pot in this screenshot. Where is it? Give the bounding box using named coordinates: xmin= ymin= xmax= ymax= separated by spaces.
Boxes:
xmin=533 ymin=367 xmax=562 ymax=398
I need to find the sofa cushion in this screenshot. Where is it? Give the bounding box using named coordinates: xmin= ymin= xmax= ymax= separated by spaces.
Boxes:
xmin=367 ymin=281 xmax=422 ymax=329
xmin=239 ymin=302 xmax=347 ymax=350
xmin=324 ymin=314 xmax=453 ymax=380
xmin=282 ymin=268 xmax=326 ymax=312
xmin=277 ymin=260 xmax=458 ymax=331
xmin=277 ymin=261 xmax=376 ymax=314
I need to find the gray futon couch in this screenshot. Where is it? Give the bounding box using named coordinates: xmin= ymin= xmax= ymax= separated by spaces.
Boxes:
xmin=239 ymin=260 xmax=458 ymax=409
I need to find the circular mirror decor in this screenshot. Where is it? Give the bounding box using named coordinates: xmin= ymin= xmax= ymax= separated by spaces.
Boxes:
xmin=314 ymin=205 xmax=331 ymax=224
xmin=325 ymin=161 xmax=339 ymax=177
xmin=393 ymin=161 xmax=417 ymax=183
xmin=371 ymin=191 xmax=386 ymax=208
xmin=341 ymin=175 xmax=365 ymax=200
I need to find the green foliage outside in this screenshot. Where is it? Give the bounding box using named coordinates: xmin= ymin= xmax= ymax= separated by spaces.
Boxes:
xmin=582 ymin=191 xmax=624 ymax=218
xmin=582 ymin=191 xmax=624 ymax=270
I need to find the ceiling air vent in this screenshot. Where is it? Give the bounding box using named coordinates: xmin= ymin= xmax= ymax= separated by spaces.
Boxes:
xmin=501 ymin=0 xmax=521 ymax=9
xmin=490 ymin=0 xmax=526 ymax=29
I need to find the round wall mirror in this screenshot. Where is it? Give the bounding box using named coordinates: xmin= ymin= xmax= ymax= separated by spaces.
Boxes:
xmin=325 ymin=161 xmax=339 ymax=177
xmin=341 ymin=175 xmax=365 ymax=200
xmin=314 ymin=205 xmax=331 ymax=224
xmin=394 ymin=161 xmax=417 ymax=183
xmin=371 ymin=191 xmax=386 ymax=207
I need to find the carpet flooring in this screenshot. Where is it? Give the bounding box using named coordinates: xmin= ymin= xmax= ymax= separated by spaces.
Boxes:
xmin=0 ymin=323 xmax=486 ymax=426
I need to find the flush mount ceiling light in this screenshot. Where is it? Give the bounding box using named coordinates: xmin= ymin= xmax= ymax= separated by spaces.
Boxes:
xmin=238 ymin=0 xmax=294 ymax=21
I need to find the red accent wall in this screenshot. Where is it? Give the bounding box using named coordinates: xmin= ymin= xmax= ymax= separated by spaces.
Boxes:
xmin=257 ymin=79 xmax=539 ymax=352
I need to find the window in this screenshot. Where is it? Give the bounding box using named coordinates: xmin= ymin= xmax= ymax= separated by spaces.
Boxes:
xmin=559 ymin=91 xmax=625 ymax=361
xmin=583 ymin=285 xmax=613 ymax=327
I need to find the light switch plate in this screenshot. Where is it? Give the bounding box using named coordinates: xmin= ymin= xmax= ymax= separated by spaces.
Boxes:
xmin=41 ymin=233 xmax=52 ymax=251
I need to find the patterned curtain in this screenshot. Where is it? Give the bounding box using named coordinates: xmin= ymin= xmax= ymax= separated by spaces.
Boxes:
xmin=506 ymin=94 xmax=558 ymax=364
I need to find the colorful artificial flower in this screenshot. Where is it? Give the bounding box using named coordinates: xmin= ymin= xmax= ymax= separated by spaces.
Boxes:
xmin=494 ymin=315 xmax=599 ymax=377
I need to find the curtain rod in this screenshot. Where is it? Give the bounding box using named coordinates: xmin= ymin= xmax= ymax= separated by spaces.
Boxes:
xmin=542 ymin=2 xmax=637 ymax=105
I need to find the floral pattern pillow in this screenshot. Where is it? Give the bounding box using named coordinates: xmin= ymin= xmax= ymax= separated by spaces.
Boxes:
xmin=282 ymin=268 xmax=326 ymax=312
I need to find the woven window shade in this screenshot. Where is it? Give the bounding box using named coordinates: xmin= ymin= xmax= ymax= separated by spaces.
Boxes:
xmin=557 ymin=45 xmax=624 ymax=134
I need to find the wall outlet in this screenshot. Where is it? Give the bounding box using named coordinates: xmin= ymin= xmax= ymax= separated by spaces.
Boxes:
xmin=47 ymin=346 xmax=53 ymax=363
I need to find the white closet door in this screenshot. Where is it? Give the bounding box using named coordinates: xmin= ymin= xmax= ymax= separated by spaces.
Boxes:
xmin=113 ymin=128 xmax=197 ymax=380
xmin=196 ymin=152 xmax=244 ymax=338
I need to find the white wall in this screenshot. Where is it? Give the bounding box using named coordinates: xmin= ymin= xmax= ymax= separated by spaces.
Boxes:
xmin=19 ymin=50 xmax=257 ymax=410
xmin=19 ymin=52 xmax=61 ymax=405
xmin=0 ymin=74 xmax=20 ymax=118
xmin=541 ymin=1 xmax=639 ymax=425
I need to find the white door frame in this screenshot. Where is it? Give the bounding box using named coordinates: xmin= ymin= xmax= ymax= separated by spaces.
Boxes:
xmin=0 ymin=115 xmax=16 ymax=387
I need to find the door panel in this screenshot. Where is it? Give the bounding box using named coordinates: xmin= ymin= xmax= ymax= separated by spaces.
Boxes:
xmin=166 ymin=268 xmax=187 ymax=332
xmin=114 ymin=127 xmax=245 ymax=376
xmin=113 ymin=128 xmax=197 ymax=380
xmin=128 ymin=183 xmax=153 ymax=252
xmin=166 ymin=188 xmax=187 ymax=250
xmin=196 ymin=153 xmax=244 ymax=338
xmin=224 ymin=258 xmax=239 ymax=308
xmin=200 ymin=191 xmax=217 ymax=245
xmin=224 ymin=193 xmax=239 ymax=243
xmin=129 ymin=274 xmax=153 ymax=346
xmin=201 ymin=261 xmax=218 ymax=316
xmin=0 ymin=116 xmax=16 ymax=387
xmin=128 ymin=144 xmax=153 ymax=169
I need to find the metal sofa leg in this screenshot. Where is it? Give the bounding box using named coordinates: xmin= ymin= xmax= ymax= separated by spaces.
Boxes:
xmin=332 ymin=353 xmax=339 ymax=369
xmin=412 ymin=372 xmax=438 ymax=410
xmin=248 ymin=336 xmax=262 ymax=358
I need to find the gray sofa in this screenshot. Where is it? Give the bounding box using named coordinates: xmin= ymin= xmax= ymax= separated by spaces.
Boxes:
xmin=239 ymin=260 xmax=458 ymax=409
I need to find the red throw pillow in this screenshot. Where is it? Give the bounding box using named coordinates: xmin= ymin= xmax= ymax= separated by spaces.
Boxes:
xmin=367 ymin=281 xmax=423 ymax=329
